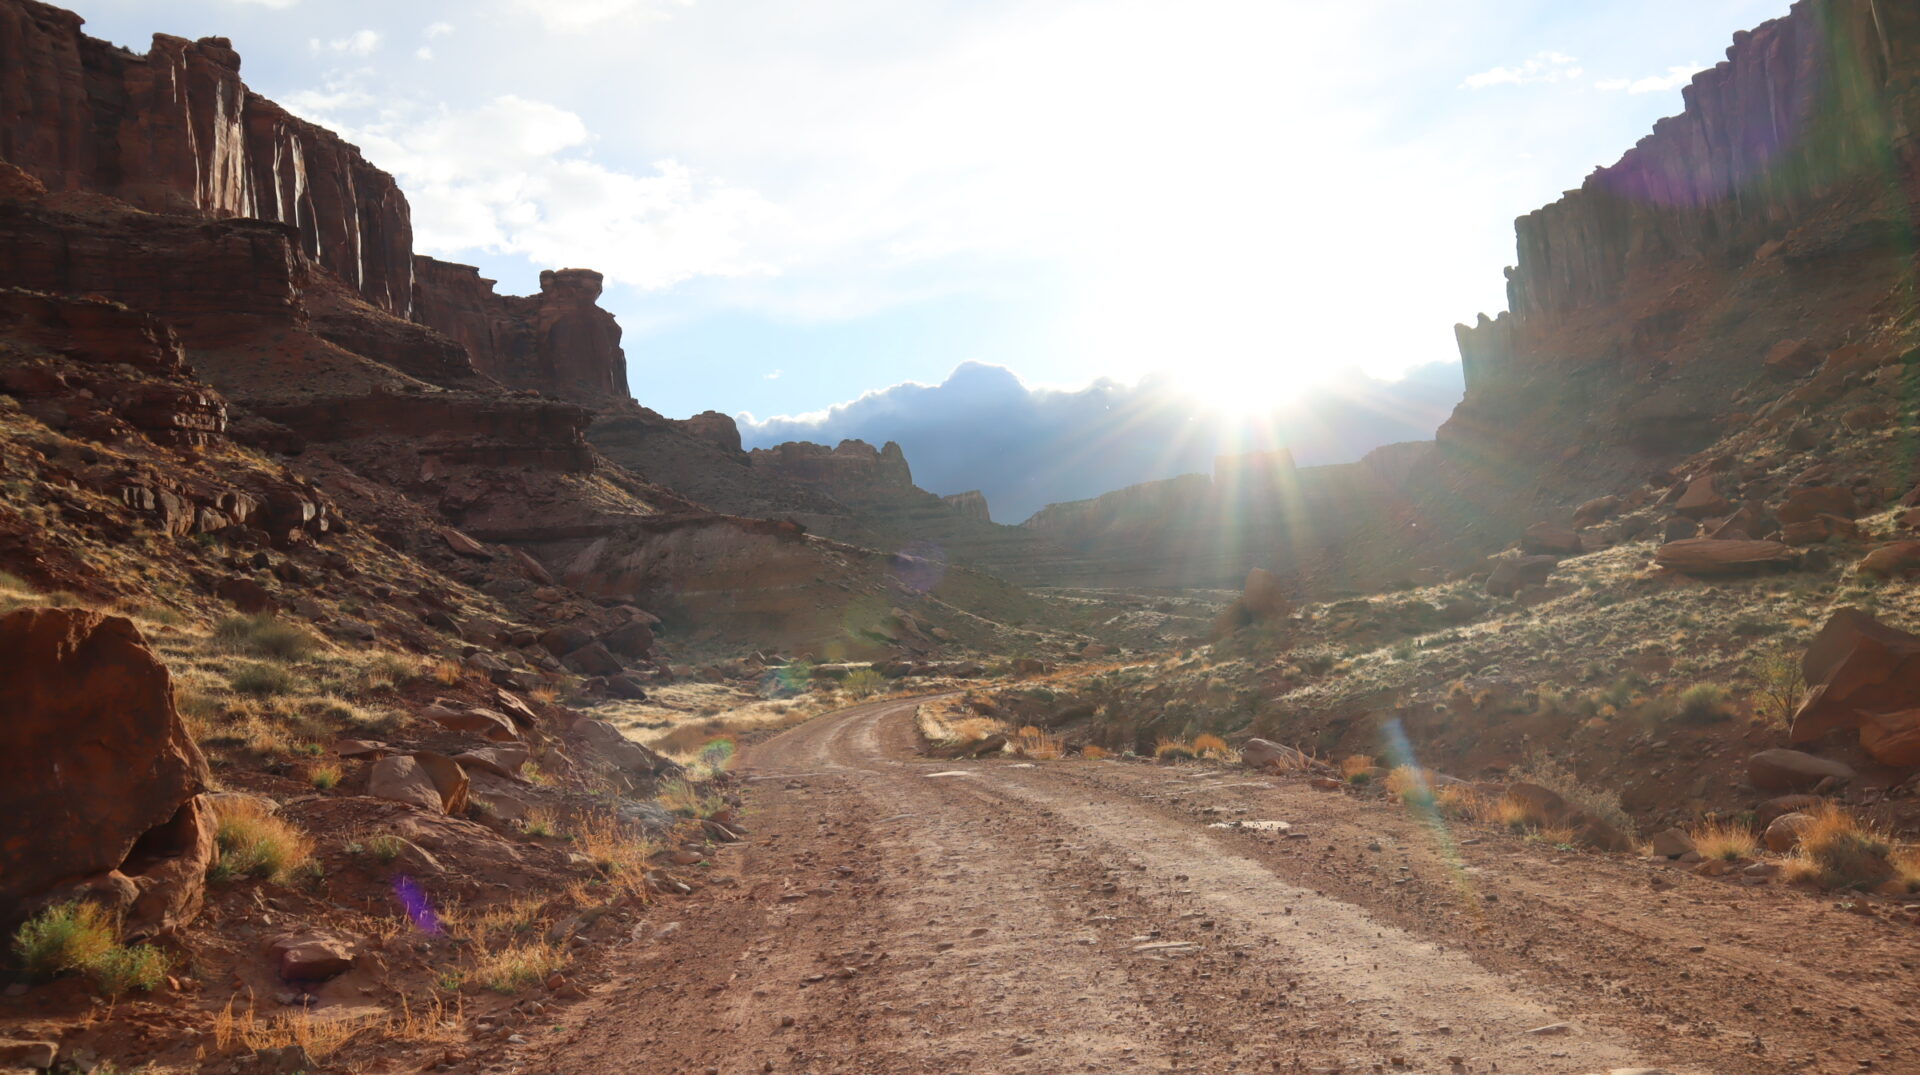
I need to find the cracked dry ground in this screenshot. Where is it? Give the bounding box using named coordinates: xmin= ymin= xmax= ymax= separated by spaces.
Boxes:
xmin=512 ymin=697 xmax=1920 ymax=1074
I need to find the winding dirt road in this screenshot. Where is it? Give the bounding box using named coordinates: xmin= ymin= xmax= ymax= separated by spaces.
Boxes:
xmin=522 ymin=696 xmax=1920 ymax=1074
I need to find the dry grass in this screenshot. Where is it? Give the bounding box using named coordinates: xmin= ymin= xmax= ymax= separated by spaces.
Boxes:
xmin=1191 ymin=733 xmax=1238 ymax=763
xmin=1783 ymin=804 xmax=1902 ymax=890
xmin=1433 ymin=783 xmax=1484 ymax=820
xmin=1510 ymin=751 xmax=1634 ymax=838
xmin=1492 ymin=794 xmax=1548 ymax=831
xmin=1012 ymin=725 xmax=1065 ymax=759
xmin=429 ymin=658 xmax=464 ymax=686
xmin=470 ymin=942 xmax=567 ymax=995
xmin=569 ymin=811 xmax=657 ymax=898
xmin=523 ymin=808 xmax=558 ymax=839
xmin=308 ymin=761 xmax=342 ymax=790
xmin=917 ymin=701 xmax=1008 ymax=748
xmin=209 ymin=798 xmax=314 ymax=884
xmin=213 ymin=614 xmax=319 ymax=662
xmin=656 ymin=778 xmax=724 ymax=820
xmin=211 ymin=991 xmax=461 ymax=1060
xmin=1340 ymin=754 xmax=1377 ymax=780
xmin=1153 ymin=737 xmax=1197 ymax=762
xmin=1081 ymin=744 xmax=1111 ymax=760
xmin=1688 ymin=819 xmax=1760 ymax=862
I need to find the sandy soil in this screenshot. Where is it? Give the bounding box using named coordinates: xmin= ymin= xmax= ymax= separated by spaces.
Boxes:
xmin=504 ymin=696 xmax=1920 ymax=1074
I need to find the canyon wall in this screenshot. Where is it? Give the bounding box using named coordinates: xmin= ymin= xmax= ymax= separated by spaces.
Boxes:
xmin=0 ymin=0 xmax=414 ymax=316
xmin=1450 ymin=0 xmax=1920 ymax=446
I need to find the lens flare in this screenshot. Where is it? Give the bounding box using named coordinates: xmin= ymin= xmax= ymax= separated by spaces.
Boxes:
xmin=394 ymin=875 xmax=442 ymax=934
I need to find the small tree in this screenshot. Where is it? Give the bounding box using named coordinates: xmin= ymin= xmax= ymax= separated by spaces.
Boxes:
xmin=1751 ymin=649 xmax=1807 ymax=727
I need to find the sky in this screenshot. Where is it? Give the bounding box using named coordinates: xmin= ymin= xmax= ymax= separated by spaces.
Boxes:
xmin=79 ymin=0 xmax=1790 ymax=431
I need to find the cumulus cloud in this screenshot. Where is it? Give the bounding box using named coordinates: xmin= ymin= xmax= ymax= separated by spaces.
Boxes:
xmin=1461 ymin=51 xmax=1582 ymax=89
xmin=310 ymin=30 xmax=381 ymax=57
xmin=1596 ymin=64 xmax=1705 ymax=94
xmin=285 ymin=93 xmax=781 ymax=291
xmin=738 ymin=361 xmax=1465 ymax=523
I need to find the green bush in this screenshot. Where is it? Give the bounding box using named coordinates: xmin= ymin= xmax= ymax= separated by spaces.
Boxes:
xmin=1677 ymin=682 xmax=1733 ymax=725
xmin=844 ymin=667 xmax=886 ymax=698
xmin=214 ymin=613 xmax=318 ymax=662
xmin=229 ymin=662 xmax=296 ymax=697
xmin=11 ymin=902 xmax=114 ymax=978
xmin=86 ymin=943 xmax=171 ymax=997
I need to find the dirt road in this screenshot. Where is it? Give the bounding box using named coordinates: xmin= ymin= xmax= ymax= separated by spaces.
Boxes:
xmin=524 ymin=696 xmax=1920 ymax=1074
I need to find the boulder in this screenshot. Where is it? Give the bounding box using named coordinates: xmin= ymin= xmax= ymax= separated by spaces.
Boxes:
xmin=439 ymin=527 xmax=491 ymax=559
xmin=1777 ymin=486 xmax=1856 ymax=525
xmin=1661 ymin=516 xmax=1699 ymax=542
xmin=1649 ymin=828 xmax=1697 ymax=858
xmin=1857 ymin=542 xmax=1920 ymax=578
xmin=1572 ymin=496 xmax=1621 ymax=527
xmin=539 ymin=625 xmax=593 ymax=657
xmin=576 ymin=719 xmax=674 ymax=775
xmin=1241 ymin=738 xmax=1308 ymax=771
xmin=1780 ymin=519 xmax=1829 ymax=546
xmin=1673 ymin=474 xmax=1732 ymax=519
xmin=368 ymin=754 xmax=467 ymax=814
xmin=268 ymin=930 xmax=357 ymax=982
xmin=1764 ymin=812 xmax=1815 ymax=853
xmin=1747 ymin=749 xmax=1855 ymax=793
xmin=215 ymin=576 xmax=274 ymax=613
xmin=451 ymin=746 xmax=531 ymax=781
xmin=1521 ymin=523 xmax=1581 ymax=556
xmin=563 ymin=642 xmax=625 ymax=678
xmin=1763 ymin=338 xmax=1820 ymax=376
xmin=1842 ymin=404 xmax=1893 ymax=431
xmin=421 ymin=705 xmax=519 ymax=742
xmin=1790 ymin=608 xmax=1920 ymax=743
xmin=0 ymin=608 xmax=213 ymax=938
xmin=1485 ymin=555 xmax=1558 ymax=597
xmin=1857 ymin=708 xmax=1920 ymax=766
xmin=1756 ymin=794 xmax=1822 ymax=827
xmin=601 ymin=619 xmax=656 ymax=659
xmin=1654 ymin=538 xmax=1794 ymax=576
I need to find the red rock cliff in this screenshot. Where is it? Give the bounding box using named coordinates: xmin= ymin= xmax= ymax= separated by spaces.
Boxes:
xmin=0 ymin=0 xmax=416 ymax=316
xmin=1447 ymin=0 xmax=1920 ymax=461
xmin=413 ymin=257 xmax=632 ymax=409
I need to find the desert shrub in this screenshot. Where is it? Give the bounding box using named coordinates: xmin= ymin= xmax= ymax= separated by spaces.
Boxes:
xmin=1510 ymin=751 xmax=1634 ymax=837
xmin=1433 ymin=784 xmax=1483 ymax=820
xmin=366 ymin=835 xmax=406 ymax=864
xmin=1784 ymin=804 xmax=1899 ymax=890
xmin=697 ymin=736 xmax=737 ymax=772
xmin=87 ymin=943 xmax=171 ymax=997
xmin=570 ymin=812 xmax=656 ymax=898
xmin=356 ymin=652 xmax=419 ymax=692
xmin=1677 ymin=683 xmax=1734 ymax=725
xmin=1012 ymin=725 xmax=1065 ymax=760
xmin=1081 ymin=744 xmax=1111 ymax=760
xmin=229 ymin=662 xmax=296 ymax=697
xmin=656 ymin=779 xmax=724 ymax=820
xmin=844 ymin=667 xmax=886 ymax=698
xmin=523 ymin=809 xmax=558 ymax=839
xmin=429 ymin=659 xmax=464 ymax=686
xmin=1340 ymin=754 xmax=1376 ymax=781
xmin=1154 ymin=738 xmax=1197 ymax=762
xmin=308 ymin=762 xmax=342 ymax=790
xmin=1750 ymin=649 xmax=1807 ymax=727
xmin=11 ymin=902 xmax=114 ymax=978
xmin=214 ymin=614 xmax=318 ymax=662
xmin=210 ymin=799 xmax=314 ymax=884
xmin=1688 ymin=819 xmax=1759 ymax=862
xmin=1385 ymin=766 xmax=1435 ymax=809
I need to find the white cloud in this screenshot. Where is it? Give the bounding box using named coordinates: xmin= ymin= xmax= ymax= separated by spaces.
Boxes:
xmin=310 ymin=30 xmax=381 ymax=57
xmin=505 ymin=0 xmax=696 ymax=33
xmin=416 ymin=46 xmax=434 ymax=61
xmin=1596 ymin=64 xmax=1705 ymax=94
xmin=425 ymin=21 xmax=455 ymax=39
xmin=1461 ymin=51 xmax=1582 ymax=89
xmin=291 ymin=93 xmax=780 ymax=291
xmin=229 ymin=0 xmax=297 ymax=7
xmin=764 ymin=369 xmax=783 ymax=380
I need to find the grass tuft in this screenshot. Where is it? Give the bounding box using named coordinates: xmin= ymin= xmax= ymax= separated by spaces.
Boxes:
xmin=214 ymin=613 xmax=319 ymax=662
xmin=1783 ymin=804 xmax=1900 ymax=890
xmin=209 ymin=798 xmax=314 ymax=884
xmin=1688 ymin=818 xmax=1759 ymax=862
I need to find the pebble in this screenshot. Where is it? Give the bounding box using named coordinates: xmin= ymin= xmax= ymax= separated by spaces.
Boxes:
xmin=1525 ymin=1022 xmax=1572 ymax=1035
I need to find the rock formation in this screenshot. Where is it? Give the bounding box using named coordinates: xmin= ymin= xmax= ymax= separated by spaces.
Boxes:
xmin=0 ymin=1 xmax=414 ymax=315
xmin=412 ymin=258 xmax=632 ymax=408
xmin=941 ymin=489 xmax=991 ymax=523
xmin=749 ymin=439 xmax=915 ymax=493
xmin=0 ymin=607 xmax=213 ymax=939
